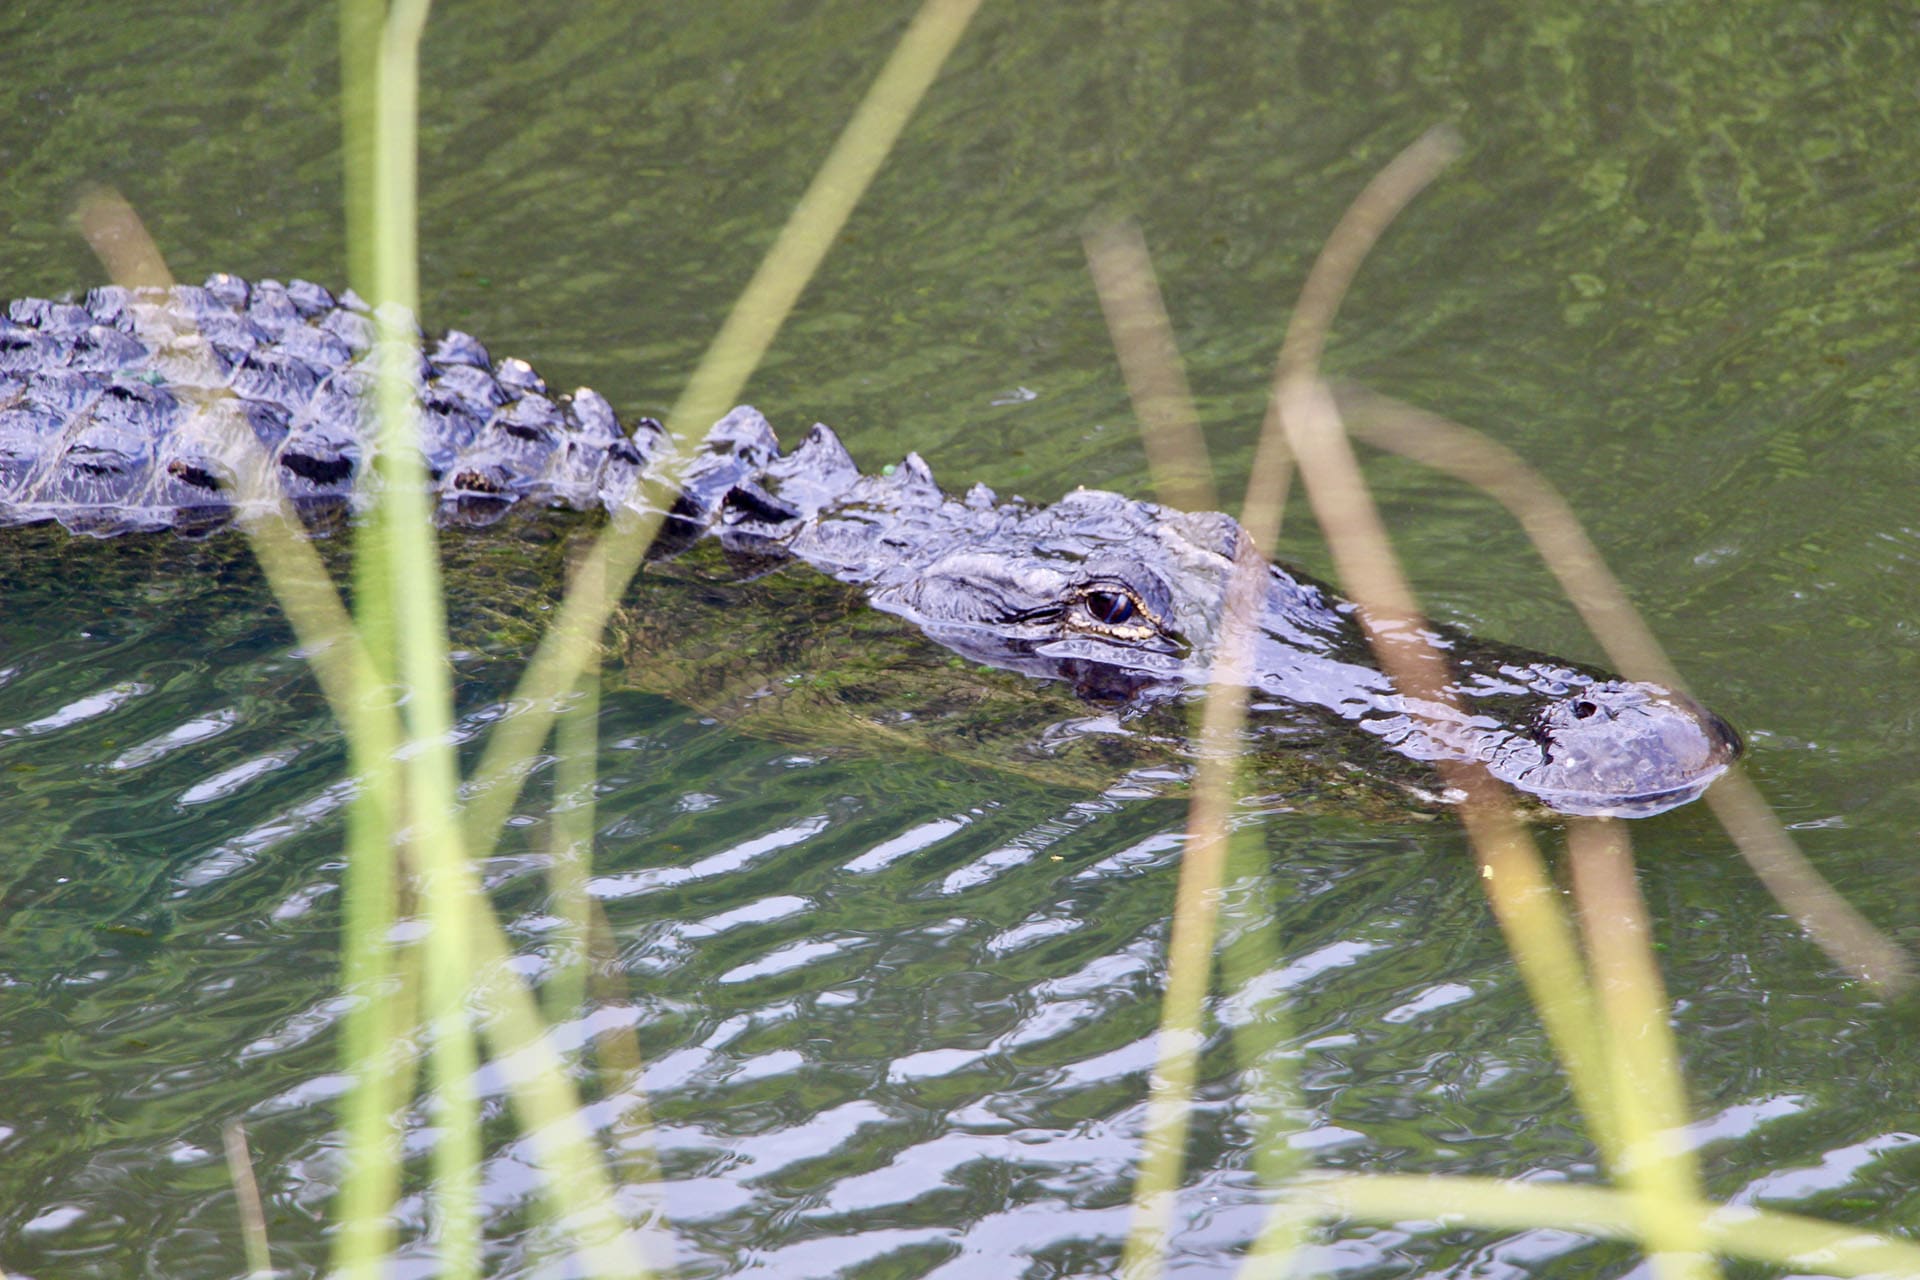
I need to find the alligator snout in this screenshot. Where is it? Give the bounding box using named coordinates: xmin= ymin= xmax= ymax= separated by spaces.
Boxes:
xmin=1488 ymin=681 xmax=1742 ymax=819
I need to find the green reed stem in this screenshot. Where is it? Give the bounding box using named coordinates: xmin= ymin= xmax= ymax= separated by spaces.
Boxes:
xmin=458 ymin=0 xmax=984 ymax=869
xmin=1292 ymin=1174 xmax=1920 ymax=1277
xmin=332 ymin=0 xmax=406 ymax=1267
xmin=331 ymin=723 xmax=408 ymax=1280
xmin=222 ymin=1121 xmax=275 ymax=1278
xmin=545 ymin=553 xmax=603 ymax=1024
xmin=1082 ymin=221 xmax=1217 ymax=516
xmin=1330 ymin=387 xmax=1910 ymax=991
xmin=1082 ymin=215 xmax=1314 ymax=1279
xmin=1218 ymin=835 xmax=1308 ymax=1280
xmin=1568 ymin=820 xmax=1719 ymax=1280
xmin=469 ymin=918 xmax=659 ymax=1277
xmin=1265 ymin=128 xmax=1730 ymax=1279
xmin=1123 ymin=130 xmax=1469 ymax=1279
xmin=362 ymin=0 xmax=491 ymax=1270
xmin=333 ymin=3 xmax=664 ymax=1271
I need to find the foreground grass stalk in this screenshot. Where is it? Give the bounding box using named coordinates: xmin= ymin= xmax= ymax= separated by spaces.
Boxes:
xmin=1098 ymin=114 xmax=1436 ymax=1268
xmin=545 ymin=632 xmax=601 ymax=1023
xmin=1082 ymin=220 xmax=1217 ymax=513
xmin=1116 ymin=130 xmax=1497 ymax=1276
xmin=544 ymin=539 xmax=607 ymax=1022
xmin=75 ymin=190 xmax=388 ymax=726
xmin=333 ymin=883 xmax=419 ymax=1277
xmin=1332 ymin=388 xmax=1685 ymax=689
xmin=468 ymin=917 xmax=660 ymax=1278
xmin=1267 ymin=129 xmax=1743 ymax=1277
xmin=662 ymin=0 xmax=982 ymax=437
xmin=1457 ymin=808 xmax=1623 ymax=1159
xmin=1292 ymin=1175 xmax=1920 ymax=1276
xmin=335 ymin=2 xmax=426 ymax=1272
xmin=534 ymin=558 xmax=668 ymax=1263
xmin=88 ymin=4 xmax=975 ymax=1271
xmin=460 ymin=0 xmax=984 ymax=864
xmin=543 ymin=545 xmax=669 ymax=1254
xmin=332 ymin=712 xmax=410 ymax=1277
xmin=1705 ymin=769 xmax=1910 ymax=990
xmin=77 ymin=178 xmax=424 ymax=1280
xmin=1119 ymin=606 xmax=1264 ymax=1279
xmin=353 ymin=0 xmax=494 ymax=1272
xmin=1086 ymin=217 xmax=1307 ymax=1279
xmin=1218 ymin=832 xmax=1307 ymax=1280
xmin=1568 ymin=820 xmax=1717 ymax=1280
xmin=953 ymin=120 xmax=1889 ymax=1279
xmin=223 ymin=1121 xmax=275 ymax=1278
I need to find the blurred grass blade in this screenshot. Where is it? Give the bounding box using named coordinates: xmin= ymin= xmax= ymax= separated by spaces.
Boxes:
xmin=1082 ymin=219 xmax=1217 ymax=512
xmin=1331 ymin=386 xmax=1686 ymax=689
xmin=1117 ymin=687 xmax=1251 ymax=1279
xmin=460 ymin=0 xmax=984 ymax=866
xmin=1087 ymin=218 xmax=1301 ymax=1279
xmin=1705 ymin=769 xmax=1911 ymax=990
xmin=223 ymin=1121 xmax=275 ymax=1279
xmin=74 ymin=176 xmax=424 ymax=1280
xmin=545 ymin=540 xmax=665 ymax=1236
xmin=334 ymin=920 xmax=419 ymax=1276
xmin=349 ymin=0 xmax=661 ymax=1272
xmin=1218 ymin=834 xmax=1308 ymax=1280
xmin=1296 ymin=1174 xmax=1920 ymax=1276
xmin=538 ymin=549 xmax=670 ymax=1254
xmin=545 ymin=637 xmax=601 ymax=1022
xmin=469 ymin=918 xmax=663 ymax=1277
xmin=352 ymin=0 xmax=492 ymax=1272
xmin=334 ymin=3 xmax=412 ymax=1262
xmin=71 ymin=188 xmax=385 ymax=727
xmin=1271 ymin=128 xmax=1458 ymax=636
xmin=1568 ymin=820 xmax=1718 ymax=1280
xmin=1276 ymin=127 xmax=1459 ymax=385
xmin=665 ymin=0 xmax=984 ymax=438
xmin=73 ymin=186 xmax=171 ymax=289
xmin=1467 ymin=815 xmax=1624 ymax=1160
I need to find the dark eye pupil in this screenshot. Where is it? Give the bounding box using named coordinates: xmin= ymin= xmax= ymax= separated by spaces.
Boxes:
xmin=1085 ymin=590 xmax=1135 ymax=626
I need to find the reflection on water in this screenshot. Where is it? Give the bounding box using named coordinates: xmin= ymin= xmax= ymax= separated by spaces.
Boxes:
xmin=0 ymin=554 xmax=1911 ymax=1279
xmin=3 ymin=0 xmax=1920 ymax=1276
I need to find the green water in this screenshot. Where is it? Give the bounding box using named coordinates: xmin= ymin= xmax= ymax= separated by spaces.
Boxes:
xmin=3 ymin=2 xmax=1919 ymax=1276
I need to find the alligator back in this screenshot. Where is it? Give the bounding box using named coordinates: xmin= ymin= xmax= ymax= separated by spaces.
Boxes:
xmin=0 ymin=275 xmax=666 ymax=535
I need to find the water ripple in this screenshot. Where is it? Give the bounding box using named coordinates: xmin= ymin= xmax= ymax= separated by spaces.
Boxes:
xmin=1 ymin=680 xmax=152 ymax=737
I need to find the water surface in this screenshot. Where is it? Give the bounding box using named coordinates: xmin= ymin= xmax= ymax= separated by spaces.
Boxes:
xmin=3 ymin=3 xmax=1918 ymax=1276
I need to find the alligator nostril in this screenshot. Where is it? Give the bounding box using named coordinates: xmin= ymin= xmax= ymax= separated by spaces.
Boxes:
xmin=1571 ymin=699 xmax=1600 ymax=720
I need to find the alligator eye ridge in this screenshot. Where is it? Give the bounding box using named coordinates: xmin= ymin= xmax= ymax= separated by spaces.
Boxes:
xmin=1084 ymin=589 xmax=1135 ymax=627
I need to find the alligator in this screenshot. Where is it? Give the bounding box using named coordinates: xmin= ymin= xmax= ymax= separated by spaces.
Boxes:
xmin=0 ymin=274 xmax=1741 ymax=818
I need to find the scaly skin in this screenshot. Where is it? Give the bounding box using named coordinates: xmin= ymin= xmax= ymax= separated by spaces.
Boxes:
xmin=0 ymin=276 xmax=1741 ymax=816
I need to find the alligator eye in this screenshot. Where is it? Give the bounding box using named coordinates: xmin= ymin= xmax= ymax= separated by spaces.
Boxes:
xmin=1084 ymin=589 xmax=1135 ymax=627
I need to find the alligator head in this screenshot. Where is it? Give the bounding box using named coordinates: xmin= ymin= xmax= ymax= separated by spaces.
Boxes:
xmin=762 ymin=461 xmax=1741 ymax=819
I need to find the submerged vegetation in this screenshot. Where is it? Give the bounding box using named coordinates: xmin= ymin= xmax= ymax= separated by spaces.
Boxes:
xmin=4 ymin=2 xmax=1918 ymax=1277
